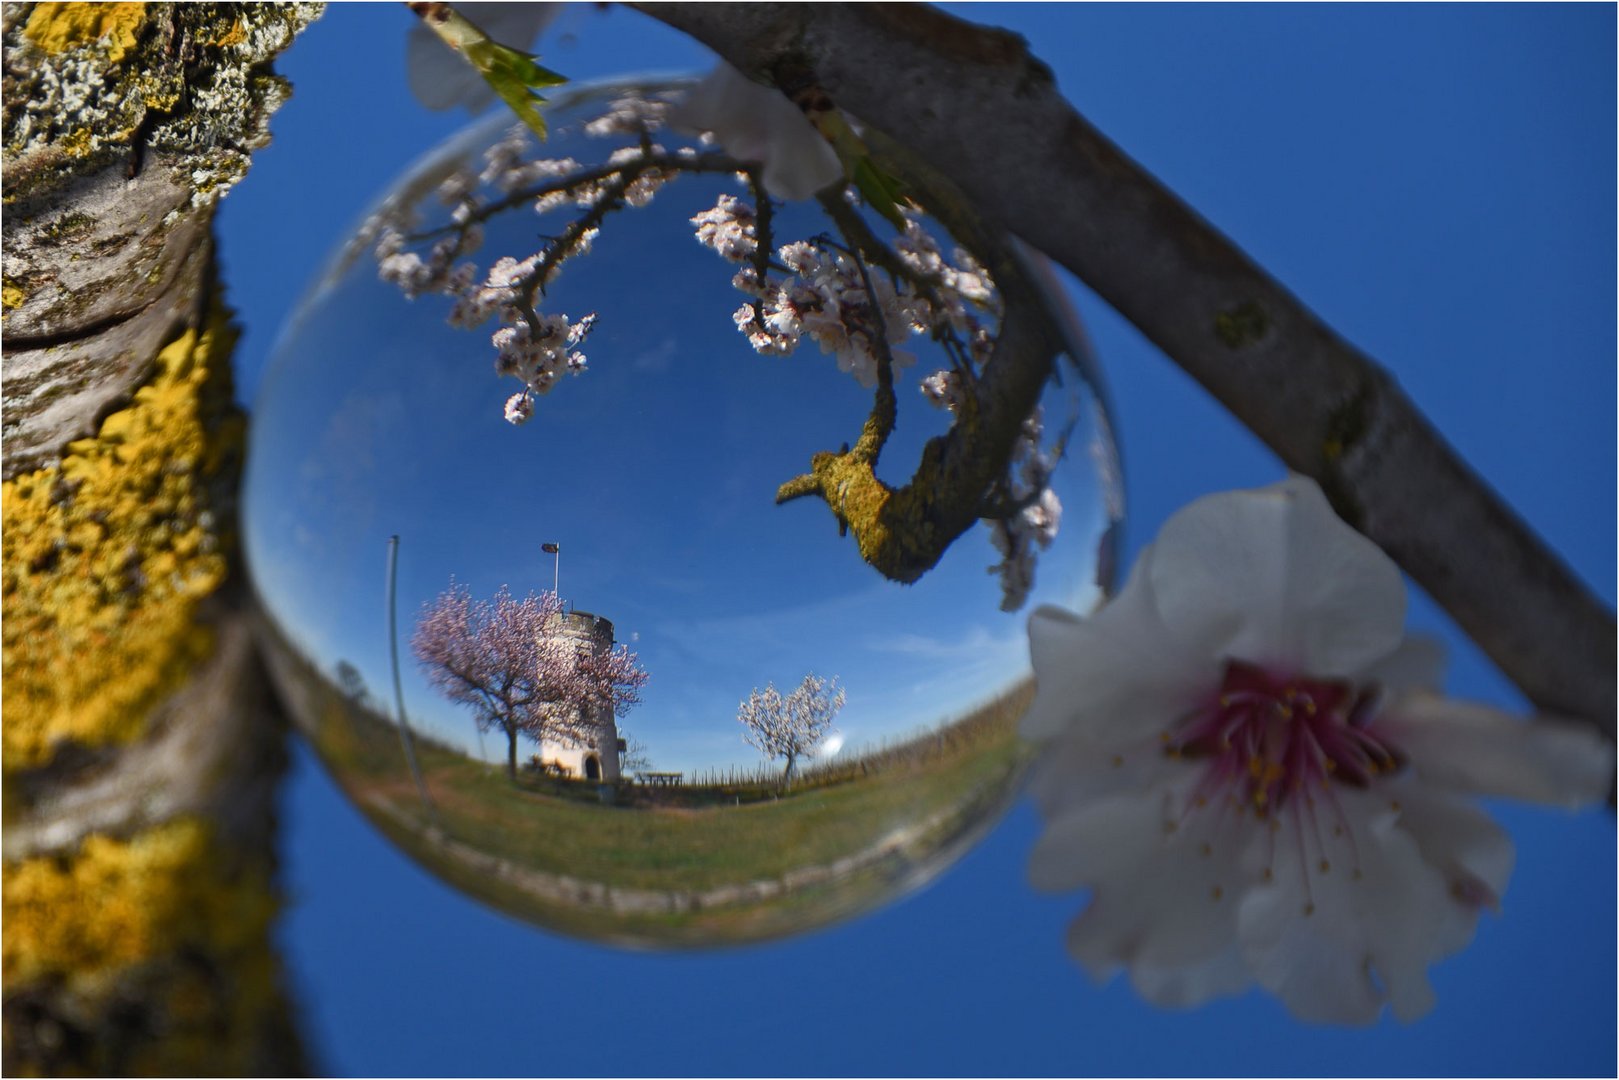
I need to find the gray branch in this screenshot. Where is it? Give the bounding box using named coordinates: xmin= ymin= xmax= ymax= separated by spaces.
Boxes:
xmin=634 ymin=2 xmax=1615 ymax=737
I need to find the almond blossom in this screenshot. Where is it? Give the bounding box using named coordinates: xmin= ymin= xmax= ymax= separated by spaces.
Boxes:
xmin=1022 ymin=475 xmax=1612 ymax=1024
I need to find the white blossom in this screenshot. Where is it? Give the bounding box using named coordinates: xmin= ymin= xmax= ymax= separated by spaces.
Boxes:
xmin=449 ymin=254 xmax=535 ymax=329
xmin=746 ymin=241 xmax=920 ymax=387
xmin=895 ymin=214 xmax=1000 ymax=336
xmin=985 ymin=406 xmax=1062 ymax=611
xmin=1023 ymin=475 xmax=1613 ymax=1024
xmin=491 ymin=310 xmax=596 ymax=408
xmin=503 ymin=391 xmax=534 ymax=426
xmin=692 ymin=194 xmax=758 ymax=262
xmin=606 ymin=145 xmax=672 ymax=208
xmin=920 ymin=369 xmax=966 ymax=412
xmin=670 ymin=62 xmax=843 ymax=201
xmin=584 ymin=95 xmax=671 ymax=138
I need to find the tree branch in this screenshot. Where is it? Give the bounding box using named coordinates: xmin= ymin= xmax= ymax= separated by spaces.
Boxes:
xmin=634 ymin=1 xmax=1615 ymax=737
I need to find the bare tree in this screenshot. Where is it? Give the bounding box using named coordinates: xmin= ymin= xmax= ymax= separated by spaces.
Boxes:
xmin=738 ymin=674 xmax=845 ymax=788
xmin=335 ymin=660 xmax=371 ymax=708
xmin=411 ymin=582 xmax=648 ymax=780
xmin=619 ymin=733 xmax=653 ymax=776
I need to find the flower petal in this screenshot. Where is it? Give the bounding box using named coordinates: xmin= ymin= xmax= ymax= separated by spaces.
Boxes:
xmin=1130 ymin=947 xmax=1251 ymax=1010
xmin=1023 ymin=551 xmax=1216 ymax=744
xmin=1359 ymin=634 xmax=1447 ymax=693
xmin=1391 ymin=785 xmax=1514 ymax=959
xmin=1238 ymin=791 xmax=1451 ymax=1024
xmin=1025 ymin=732 xmax=1181 ymax=821
xmin=1027 ymin=789 xmax=1167 ymax=894
xmin=1037 ymin=779 xmax=1250 ymax=995
xmin=1149 ymin=476 xmax=1406 ymax=676
xmin=670 ymin=63 xmax=842 ymax=201
xmin=1380 ymin=693 xmax=1615 ymax=807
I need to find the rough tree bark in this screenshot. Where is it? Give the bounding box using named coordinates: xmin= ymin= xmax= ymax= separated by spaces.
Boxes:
xmin=1 ymin=4 xmax=321 ymax=1074
xmin=634 ymin=2 xmax=1615 ymax=739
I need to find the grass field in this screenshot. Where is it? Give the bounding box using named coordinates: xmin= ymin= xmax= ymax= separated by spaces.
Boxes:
xmin=258 ymin=615 xmax=1033 ymax=947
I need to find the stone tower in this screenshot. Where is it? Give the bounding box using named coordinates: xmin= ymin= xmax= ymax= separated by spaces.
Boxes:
xmin=537 ymin=609 xmax=623 ymax=782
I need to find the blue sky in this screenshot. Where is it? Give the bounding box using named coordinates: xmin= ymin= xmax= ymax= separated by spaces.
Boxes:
xmin=218 ymin=4 xmax=1614 ymax=1075
xmin=241 ymin=92 xmax=1113 ymax=772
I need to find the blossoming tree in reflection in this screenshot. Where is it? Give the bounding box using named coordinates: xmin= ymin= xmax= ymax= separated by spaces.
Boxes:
xmin=737 ymin=673 xmax=846 ymax=789
xmin=1021 ymin=476 xmax=1612 ymax=1023
xmin=411 ymin=581 xmax=648 ymax=781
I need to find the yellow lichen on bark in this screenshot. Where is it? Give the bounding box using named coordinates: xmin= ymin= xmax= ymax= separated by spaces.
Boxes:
xmin=1 ymin=303 xmax=242 ymax=771
xmin=1 ymin=818 xmax=274 ymax=989
xmin=21 ymin=2 xmax=146 ymax=63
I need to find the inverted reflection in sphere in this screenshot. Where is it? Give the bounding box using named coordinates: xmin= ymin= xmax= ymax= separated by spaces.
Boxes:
xmin=244 ymin=78 xmax=1124 ymax=947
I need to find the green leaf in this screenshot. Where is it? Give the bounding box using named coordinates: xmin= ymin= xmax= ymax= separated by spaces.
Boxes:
xmin=812 ymin=109 xmax=910 ymax=230
xmin=464 ymin=39 xmax=566 ymax=140
xmin=852 ymin=157 xmax=909 ymax=230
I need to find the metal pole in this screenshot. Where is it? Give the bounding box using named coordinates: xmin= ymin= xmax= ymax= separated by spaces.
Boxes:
xmin=553 ymin=543 xmax=560 ymax=598
xmin=387 ymin=535 xmax=439 ymax=826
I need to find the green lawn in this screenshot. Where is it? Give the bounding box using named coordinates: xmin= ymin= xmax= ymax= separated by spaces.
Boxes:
xmin=262 ymin=621 xmax=1032 ymax=946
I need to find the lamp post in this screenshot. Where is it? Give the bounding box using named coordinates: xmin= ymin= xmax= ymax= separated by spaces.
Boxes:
xmin=542 ymin=541 xmax=560 ymax=598
xmin=386 ymin=535 xmax=438 ymax=825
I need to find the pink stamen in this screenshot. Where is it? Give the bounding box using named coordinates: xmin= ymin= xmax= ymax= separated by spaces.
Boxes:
xmin=1168 ymin=660 xmax=1407 ymax=814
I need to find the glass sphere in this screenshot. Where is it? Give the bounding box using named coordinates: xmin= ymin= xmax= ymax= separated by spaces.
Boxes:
xmin=244 ymin=77 xmax=1124 ymax=948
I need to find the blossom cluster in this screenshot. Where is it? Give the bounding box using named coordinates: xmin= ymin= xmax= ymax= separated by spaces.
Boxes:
xmin=916 ymin=365 xmax=1065 ymax=610
xmin=584 ymin=94 xmax=672 ymax=139
xmin=493 ymin=312 xmax=597 ymax=425
xmin=894 ymin=215 xmax=998 ymax=345
xmin=371 ymin=117 xmax=684 ymax=424
xmin=986 ymin=407 xmax=1064 ymax=611
xmin=691 ymin=193 xmax=757 ymax=262
xmin=748 ymin=239 xmax=927 ymax=386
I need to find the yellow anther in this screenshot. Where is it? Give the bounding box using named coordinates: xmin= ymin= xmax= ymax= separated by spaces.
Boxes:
xmin=1319 ymin=859 xmax=1331 ymax=874
xmin=1303 ymin=902 xmax=1316 ymax=916
xmin=1200 ymin=843 xmax=1212 ymax=857
xmin=1262 ymin=867 xmax=1274 ymax=882
xmin=1111 ymin=754 xmax=1124 ymax=768
xmin=1211 ymin=886 xmax=1223 ymax=901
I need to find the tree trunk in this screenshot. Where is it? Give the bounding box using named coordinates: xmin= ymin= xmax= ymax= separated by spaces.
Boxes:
xmin=507 ymin=726 xmax=520 ymax=782
xmin=2 ymin=4 xmax=322 ymax=1074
